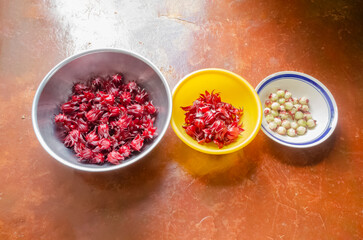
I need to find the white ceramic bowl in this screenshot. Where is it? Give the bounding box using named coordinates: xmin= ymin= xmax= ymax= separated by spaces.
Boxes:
xmin=256 ymin=71 xmax=338 ymax=148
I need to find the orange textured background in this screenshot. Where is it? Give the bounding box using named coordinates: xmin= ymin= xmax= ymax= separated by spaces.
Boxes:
xmin=0 ymin=0 xmax=362 ymax=239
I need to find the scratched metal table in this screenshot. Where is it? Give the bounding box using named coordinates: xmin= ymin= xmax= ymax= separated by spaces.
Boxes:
xmin=0 ymin=0 xmax=362 ymax=239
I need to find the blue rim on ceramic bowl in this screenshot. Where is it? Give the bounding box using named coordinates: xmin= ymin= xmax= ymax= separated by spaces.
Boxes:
xmin=256 ymin=71 xmax=338 ymax=148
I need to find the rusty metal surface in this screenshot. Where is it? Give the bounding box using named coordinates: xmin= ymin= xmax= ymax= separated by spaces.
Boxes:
xmin=0 ymin=0 xmax=362 ymax=239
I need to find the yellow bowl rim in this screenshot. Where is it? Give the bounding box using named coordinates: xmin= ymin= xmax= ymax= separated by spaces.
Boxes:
xmin=171 ymin=68 xmax=262 ymax=155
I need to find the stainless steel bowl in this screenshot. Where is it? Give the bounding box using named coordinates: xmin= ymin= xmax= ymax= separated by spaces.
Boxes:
xmin=32 ymin=48 xmax=172 ymax=172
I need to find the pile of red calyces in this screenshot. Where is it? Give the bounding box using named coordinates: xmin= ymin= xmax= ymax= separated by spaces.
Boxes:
xmin=54 ymin=73 xmax=157 ymax=165
xmin=181 ymin=91 xmax=244 ymax=149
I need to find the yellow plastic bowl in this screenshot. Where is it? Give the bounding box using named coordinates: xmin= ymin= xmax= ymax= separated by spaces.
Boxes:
xmin=171 ymin=68 xmax=262 ymax=154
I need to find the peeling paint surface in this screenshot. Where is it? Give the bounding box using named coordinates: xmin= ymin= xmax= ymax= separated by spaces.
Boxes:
xmin=0 ymin=0 xmax=362 ymax=239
